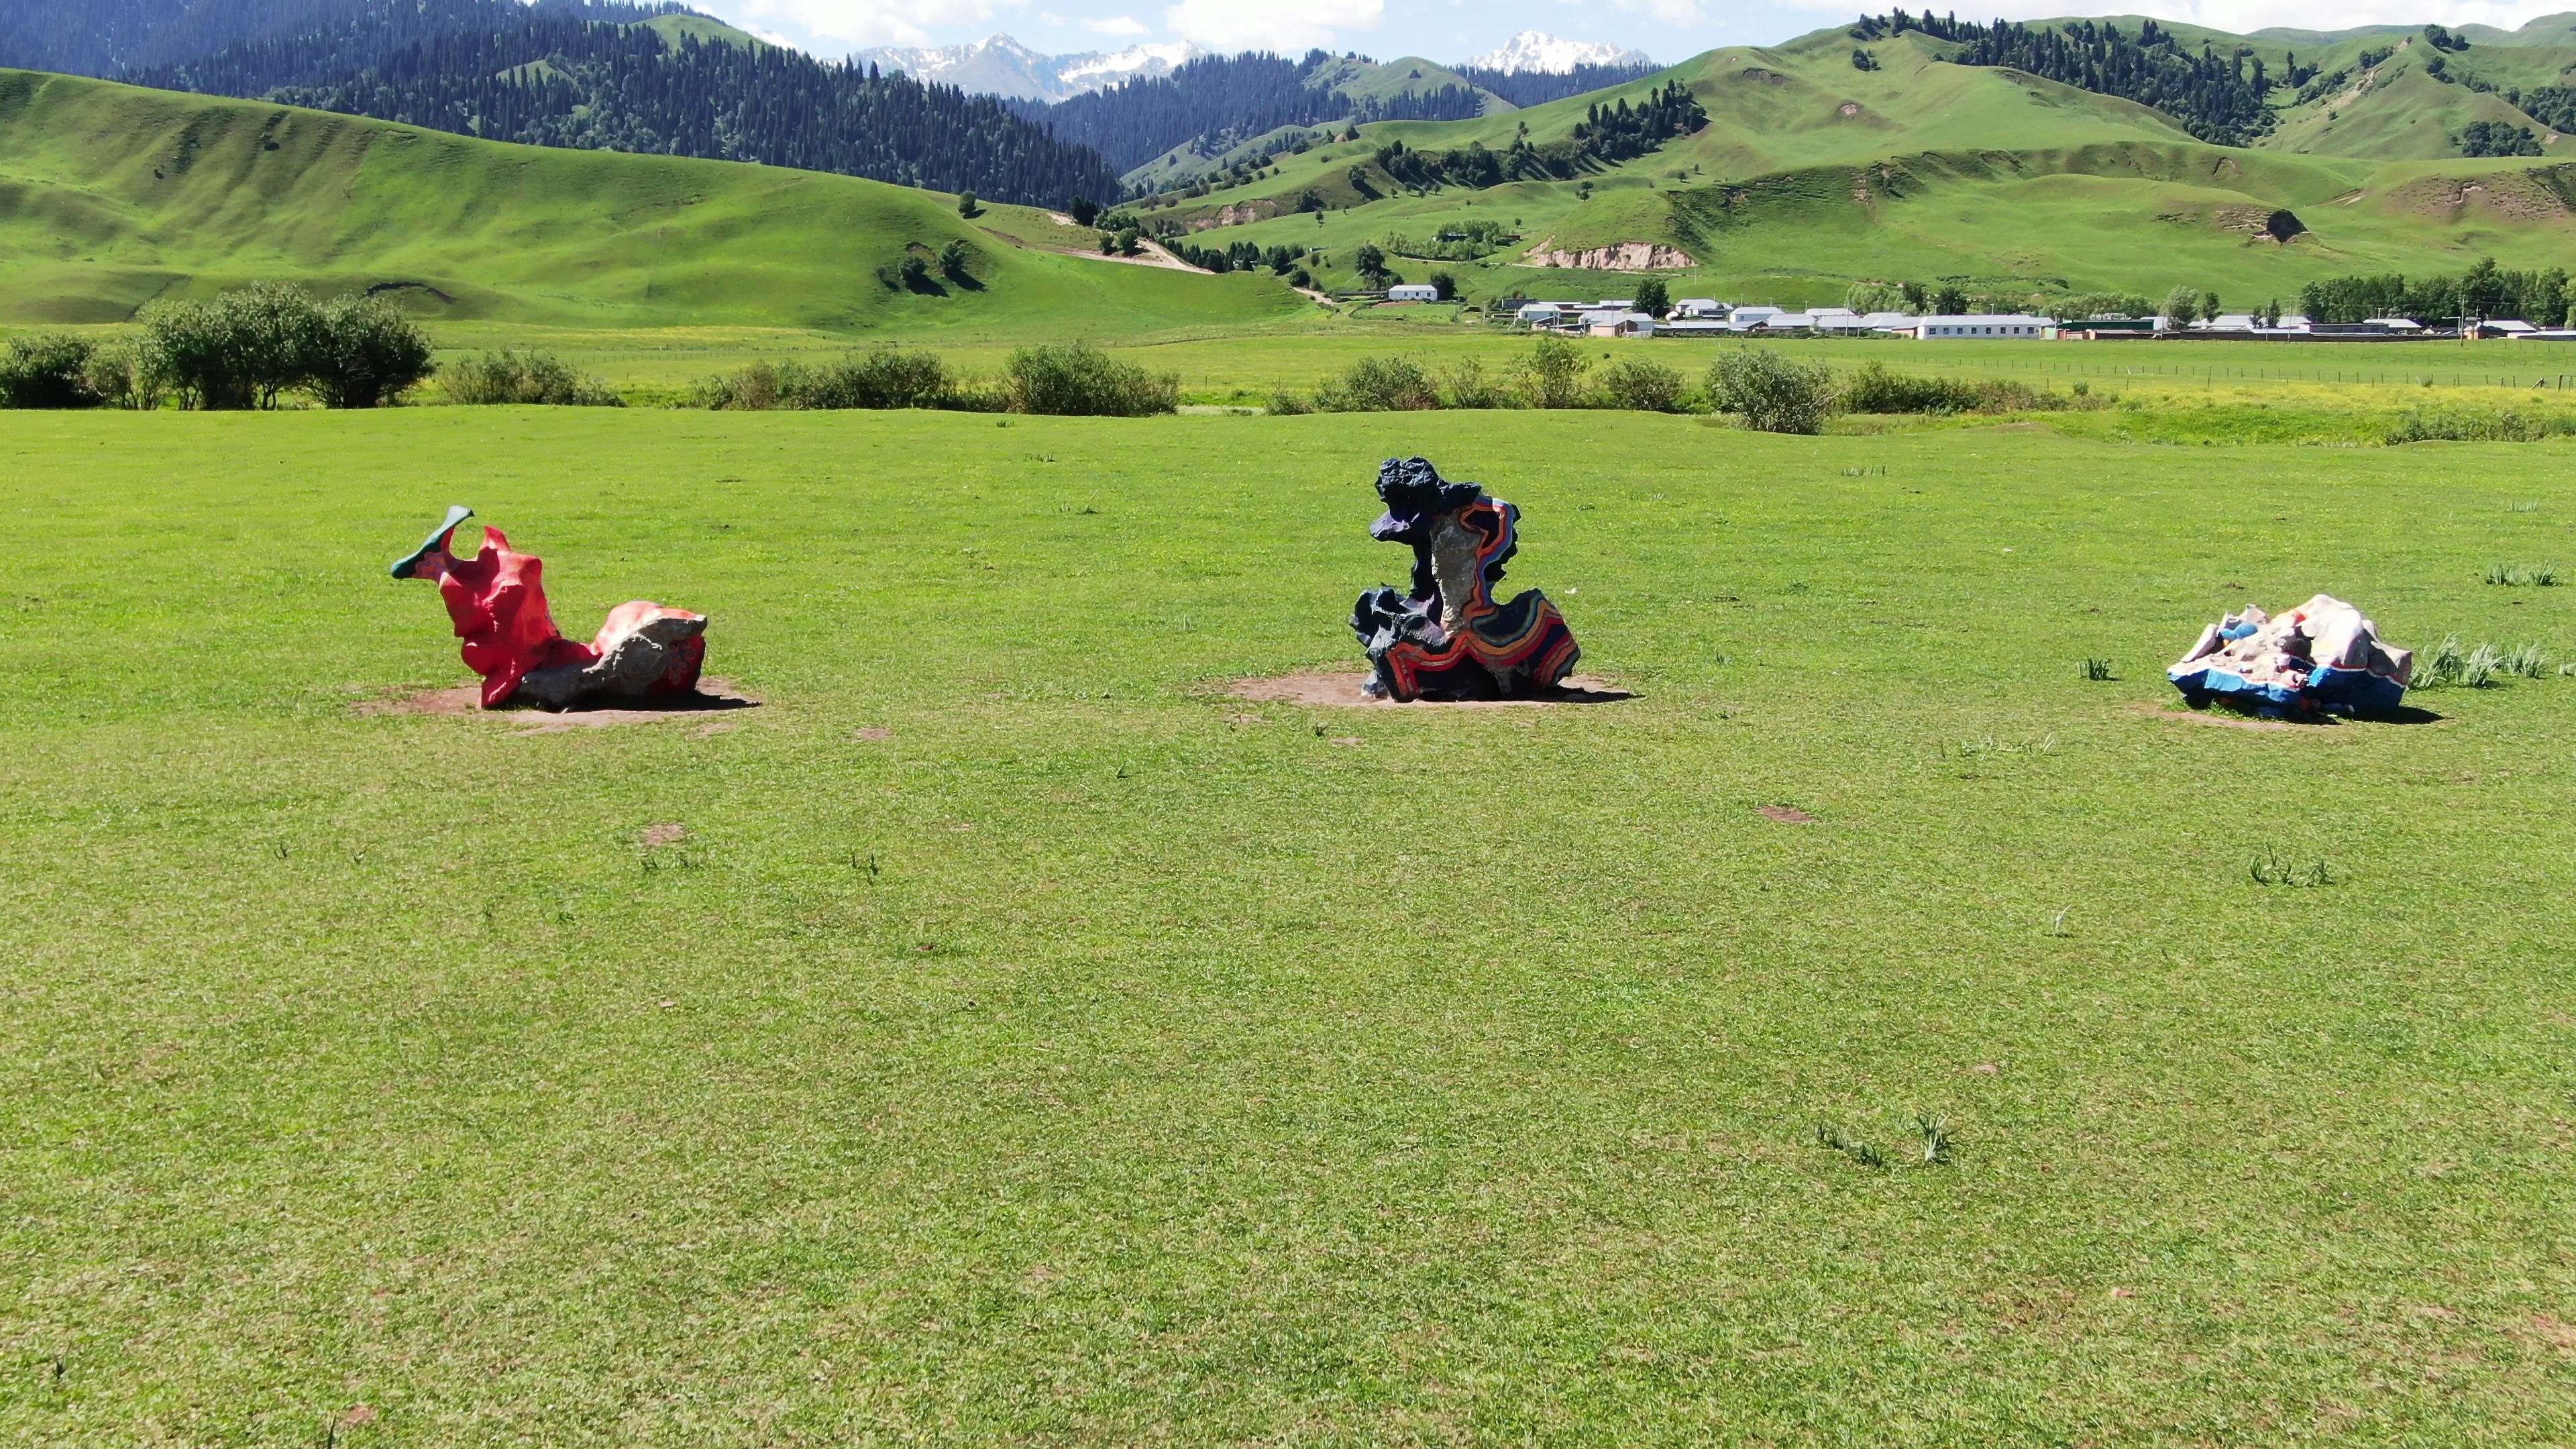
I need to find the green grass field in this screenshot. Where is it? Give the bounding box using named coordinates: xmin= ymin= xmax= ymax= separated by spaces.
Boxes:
xmin=6 ymin=407 xmax=2575 ymax=1444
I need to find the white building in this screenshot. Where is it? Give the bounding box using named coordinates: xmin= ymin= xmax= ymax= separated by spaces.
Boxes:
xmin=1385 ymin=283 xmax=1440 ymax=303
xmin=2508 ymin=328 xmax=2576 ymax=341
xmin=1756 ymin=312 xmax=1817 ymax=333
xmin=1724 ymin=305 xmax=1784 ymax=331
xmin=2362 ymin=317 xmax=2425 ymax=333
xmin=1817 ymin=310 xmax=1915 ymax=336
xmin=1910 ymin=314 xmax=2058 ymax=339
xmin=1671 ymin=298 xmax=1727 ymax=319
xmin=1516 ymin=303 xmax=1563 ymax=327
xmin=1582 ymin=309 xmax=1656 ymax=337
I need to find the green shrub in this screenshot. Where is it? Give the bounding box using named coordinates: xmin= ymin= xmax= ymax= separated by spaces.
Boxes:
xmin=694 ymin=360 xmax=784 ymax=411
xmin=304 ymin=294 xmax=434 ymax=408
xmin=451 ymin=349 xmax=623 ymax=406
xmin=1267 ymin=388 xmax=1315 ymax=416
xmin=83 ymin=343 xmax=148 ymax=410
xmin=1316 ymin=356 xmax=1439 ymax=412
xmin=1438 ymin=358 xmax=1508 ymax=409
xmin=0 ymin=333 xmax=102 ymax=408
xmin=1592 ymin=357 xmax=1687 ymax=413
xmin=1708 ymin=348 xmax=1834 ymax=434
xmin=1839 ymin=361 xmax=1981 ymax=414
xmin=2384 ymin=408 xmax=2575 ymax=443
xmin=781 ymin=347 xmax=954 ymax=409
xmin=1001 ymin=343 xmax=1177 ymax=417
xmin=1837 ymin=362 xmax=2076 ymax=415
xmin=1513 ymin=333 xmax=1589 ymax=409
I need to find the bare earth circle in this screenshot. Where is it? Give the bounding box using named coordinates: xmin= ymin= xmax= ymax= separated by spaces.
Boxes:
xmin=358 ymin=679 xmax=761 ymax=733
xmin=1226 ymin=670 xmax=1632 ymax=708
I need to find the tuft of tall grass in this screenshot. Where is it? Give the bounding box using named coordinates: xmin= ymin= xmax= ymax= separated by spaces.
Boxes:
xmin=2485 ymin=563 xmax=2561 ymax=587
xmin=2082 ymin=657 xmax=2114 ymax=682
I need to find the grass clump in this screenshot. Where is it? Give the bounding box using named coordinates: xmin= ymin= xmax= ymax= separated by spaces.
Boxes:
xmin=2483 ymin=563 xmax=2561 ymax=587
xmin=2250 ymin=849 xmax=2333 ymax=888
xmin=2410 ymin=635 xmax=2552 ymax=688
xmin=449 ymin=349 xmax=623 ymax=407
xmin=1708 ymin=348 xmax=1833 ymax=434
xmin=2082 ymin=657 xmax=2114 ymax=681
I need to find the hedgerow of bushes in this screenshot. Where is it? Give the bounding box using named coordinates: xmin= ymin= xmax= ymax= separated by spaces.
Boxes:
xmin=1273 ymin=342 xmax=2102 ymax=431
xmin=688 ymin=343 xmax=1177 ymax=417
xmin=445 ymin=350 xmax=623 ymax=407
xmin=0 ymin=285 xmax=437 ymax=411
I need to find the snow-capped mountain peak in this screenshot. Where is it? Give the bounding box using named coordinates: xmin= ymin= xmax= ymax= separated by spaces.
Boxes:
xmin=1464 ymin=31 xmax=1653 ymax=75
xmin=851 ymin=32 xmax=1205 ymax=103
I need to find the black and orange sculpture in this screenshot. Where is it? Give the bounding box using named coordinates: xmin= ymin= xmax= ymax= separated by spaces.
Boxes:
xmin=1350 ymin=458 xmax=1581 ymax=701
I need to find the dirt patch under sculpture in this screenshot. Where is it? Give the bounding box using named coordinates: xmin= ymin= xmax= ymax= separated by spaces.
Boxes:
xmin=359 ymin=680 xmax=761 ymax=733
xmin=1227 ymin=670 xmax=1631 ymax=708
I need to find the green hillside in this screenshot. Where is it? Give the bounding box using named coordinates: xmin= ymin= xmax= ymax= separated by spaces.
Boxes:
xmin=0 ymin=69 xmax=1304 ymax=335
xmin=1148 ymin=23 xmax=2576 ymax=307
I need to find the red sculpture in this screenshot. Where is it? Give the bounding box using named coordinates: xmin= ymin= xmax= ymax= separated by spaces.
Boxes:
xmin=392 ymin=506 xmax=706 ymax=710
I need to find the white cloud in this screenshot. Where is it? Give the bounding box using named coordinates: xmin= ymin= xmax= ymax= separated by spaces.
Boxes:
xmin=1163 ymin=0 xmax=1383 ymax=50
xmin=1085 ymin=13 xmax=1152 ymax=34
xmin=735 ymin=0 xmax=999 ymax=46
xmin=1613 ymin=0 xmax=1700 ymax=23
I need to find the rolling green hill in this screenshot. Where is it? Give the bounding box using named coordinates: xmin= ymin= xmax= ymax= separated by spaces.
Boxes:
xmin=0 ymin=69 xmax=1304 ymax=333
xmin=1148 ymin=21 xmax=2576 ymax=307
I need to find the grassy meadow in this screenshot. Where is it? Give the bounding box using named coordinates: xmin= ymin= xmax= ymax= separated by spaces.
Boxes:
xmin=5 ymin=406 xmax=2575 ymax=1444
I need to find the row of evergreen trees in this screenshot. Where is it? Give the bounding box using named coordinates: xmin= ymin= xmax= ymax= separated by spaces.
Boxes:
xmin=1369 ymin=83 xmax=1706 ymax=190
xmin=132 ymin=11 xmax=1117 ymax=205
xmin=1851 ymin=11 xmax=2277 ymax=145
xmin=9 ymin=0 xmax=671 ymax=78
xmin=1013 ymin=52 xmax=1485 ymax=180
xmin=1454 ymin=62 xmax=1659 ymax=109
xmin=2298 ymin=261 xmax=2573 ymax=326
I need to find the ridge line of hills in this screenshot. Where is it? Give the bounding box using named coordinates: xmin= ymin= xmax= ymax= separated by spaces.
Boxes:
xmin=0 ymin=6 xmax=2571 ymax=331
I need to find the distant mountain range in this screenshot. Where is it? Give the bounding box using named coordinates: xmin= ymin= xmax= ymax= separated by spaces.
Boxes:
xmin=855 ymin=29 xmax=1656 ymax=103
xmin=853 ymin=32 xmax=1204 ymax=102
xmin=1464 ymin=31 xmax=1654 ymax=75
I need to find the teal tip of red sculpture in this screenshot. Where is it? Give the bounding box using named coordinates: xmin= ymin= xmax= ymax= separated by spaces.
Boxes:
xmin=391 ymin=505 xmax=474 ymax=579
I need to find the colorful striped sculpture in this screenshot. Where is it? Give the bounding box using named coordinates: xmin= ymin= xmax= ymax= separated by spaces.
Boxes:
xmin=1351 ymin=458 xmax=1582 ymax=701
xmin=2169 ymin=594 xmax=2412 ymax=719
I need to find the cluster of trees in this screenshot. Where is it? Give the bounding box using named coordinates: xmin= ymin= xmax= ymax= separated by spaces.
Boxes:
xmin=141 ymin=16 xmax=1116 ymax=205
xmin=1166 ymin=238 xmax=1311 ymax=276
xmin=2519 ymin=87 xmax=2576 ymax=132
xmin=1453 ymin=61 xmax=1658 ymax=109
xmin=0 ymin=285 xmax=435 ymax=410
xmin=1380 ymin=220 xmax=1515 ymax=261
xmin=2298 ymin=261 xmax=2575 ymax=325
xmin=1851 ymin=12 xmax=2278 ymax=145
xmin=2457 ymin=121 xmax=2546 ymax=157
xmin=1368 ymin=83 xmax=1705 ymax=191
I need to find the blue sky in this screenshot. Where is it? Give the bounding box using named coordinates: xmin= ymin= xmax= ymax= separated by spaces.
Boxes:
xmin=705 ymin=0 xmax=2573 ymax=60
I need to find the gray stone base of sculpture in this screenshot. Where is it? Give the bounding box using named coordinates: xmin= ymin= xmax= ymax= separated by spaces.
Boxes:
xmin=517 ymin=612 xmax=710 ymax=711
